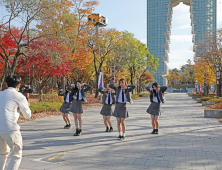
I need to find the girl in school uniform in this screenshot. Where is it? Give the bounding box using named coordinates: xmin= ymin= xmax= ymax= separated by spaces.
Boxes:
xmin=58 ymin=85 xmax=73 ymax=129
xmin=109 ymin=78 xmax=135 ymax=141
xmin=146 ymin=82 xmax=167 ymax=134
xmin=98 ymin=85 xmax=116 ymax=132
xmin=70 ymin=81 xmax=91 ymax=136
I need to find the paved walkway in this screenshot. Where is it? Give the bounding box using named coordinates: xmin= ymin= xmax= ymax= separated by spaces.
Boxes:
xmin=17 ymin=93 xmax=222 ymax=170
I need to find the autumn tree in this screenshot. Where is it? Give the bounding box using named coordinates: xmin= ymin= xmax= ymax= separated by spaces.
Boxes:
xmin=87 ymin=28 xmax=122 ymax=97
xmin=119 ymin=31 xmax=158 ymax=86
xmin=192 ymin=59 xmax=215 ymax=95
xmin=16 ymin=38 xmax=71 ymax=101
xmin=195 ymin=29 xmax=222 ymax=95
xmin=166 ymin=68 xmax=180 ymax=87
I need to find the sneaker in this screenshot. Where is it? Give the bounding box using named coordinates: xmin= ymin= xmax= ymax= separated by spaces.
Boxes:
xmin=155 ymin=129 xmax=158 ymax=134
xmin=151 ymin=129 xmax=155 ymax=134
xmin=64 ymin=124 xmax=69 ymax=129
xmin=78 ymin=129 xmax=82 ymax=136
xmin=117 ymin=135 xmax=122 ymax=140
xmin=67 ymin=124 xmax=71 ymax=129
xmin=105 ymin=127 xmax=109 ymax=132
xmin=73 ymin=129 xmax=79 ymax=136
xmin=109 ymin=127 xmax=113 ymax=132
xmin=122 ymin=136 xmax=125 ymax=140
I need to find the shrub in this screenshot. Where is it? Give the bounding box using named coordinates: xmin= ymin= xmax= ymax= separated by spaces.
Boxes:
xmin=139 ymin=92 xmax=149 ymax=97
xmin=131 ymin=94 xmax=139 ymax=99
xmin=209 ymin=98 xmax=222 ymax=103
xmin=200 ymin=97 xmax=213 ymax=102
xmin=30 ymin=102 xmax=62 ymax=114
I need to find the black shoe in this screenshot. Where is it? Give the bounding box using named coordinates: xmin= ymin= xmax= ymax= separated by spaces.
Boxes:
xmin=67 ymin=124 xmax=71 ymax=129
xmin=121 ymin=136 xmax=125 ymax=140
xmin=64 ymin=124 xmax=69 ymax=129
xmin=117 ymin=135 xmax=122 ymax=140
xmin=74 ymin=129 xmax=79 ymax=136
xmin=151 ymin=129 xmax=155 ymax=134
xmin=155 ymin=129 xmax=158 ymax=134
xmin=78 ymin=129 xmax=82 ymax=136
xmin=109 ymin=127 xmax=113 ymax=132
xmin=105 ymin=127 xmax=109 ymax=132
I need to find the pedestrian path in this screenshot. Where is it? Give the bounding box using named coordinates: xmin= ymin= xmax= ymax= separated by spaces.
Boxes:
xmin=19 ymin=93 xmax=222 ymax=170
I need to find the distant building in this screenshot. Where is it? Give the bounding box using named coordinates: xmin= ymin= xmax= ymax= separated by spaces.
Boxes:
xmin=147 ymin=0 xmax=217 ymax=86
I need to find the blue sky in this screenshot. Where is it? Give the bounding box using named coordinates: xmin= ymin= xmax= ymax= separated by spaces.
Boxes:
xmin=1 ymin=0 xmax=222 ymax=70
xmin=94 ymin=0 xmax=222 ymax=69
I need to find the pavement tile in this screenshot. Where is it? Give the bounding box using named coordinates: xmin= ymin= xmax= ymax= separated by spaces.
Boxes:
xmin=18 ymin=94 xmax=222 ymax=169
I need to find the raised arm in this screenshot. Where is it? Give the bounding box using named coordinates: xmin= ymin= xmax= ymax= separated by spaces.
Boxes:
xmin=82 ymin=83 xmax=91 ymax=92
xmin=98 ymin=87 xmax=105 ymax=94
xmin=109 ymin=83 xmax=117 ymax=91
xmin=58 ymin=91 xmax=65 ymax=96
xmin=146 ymin=86 xmax=151 ymax=92
xmin=160 ymin=86 xmax=167 ymax=93
xmin=18 ymin=95 xmax=31 ymax=119
xmin=127 ymin=84 xmax=136 ymax=92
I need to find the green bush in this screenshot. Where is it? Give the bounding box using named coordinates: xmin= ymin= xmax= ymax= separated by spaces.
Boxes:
xmin=131 ymin=94 xmax=139 ymax=99
xmin=200 ymin=97 xmax=213 ymax=102
xmin=42 ymin=93 xmax=64 ymax=103
xmin=139 ymin=92 xmax=149 ymax=97
xmin=209 ymin=98 xmax=222 ymax=103
xmin=30 ymin=102 xmax=62 ymax=114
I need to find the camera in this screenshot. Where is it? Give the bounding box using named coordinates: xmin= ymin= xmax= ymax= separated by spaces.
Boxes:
xmin=19 ymin=85 xmax=33 ymax=93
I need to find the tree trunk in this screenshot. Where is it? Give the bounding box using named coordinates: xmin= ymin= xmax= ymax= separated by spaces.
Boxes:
xmin=130 ymin=72 xmax=133 ymax=94
xmin=94 ymin=72 xmax=99 ymax=98
xmin=38 ymin=83 xmax=44 ymax=102
xmin=0 ymin=73 xmax=6 ymax=91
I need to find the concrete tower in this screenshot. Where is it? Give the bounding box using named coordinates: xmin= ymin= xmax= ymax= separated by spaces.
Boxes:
xmin=147 ymin=0 xmax=217 ymax=86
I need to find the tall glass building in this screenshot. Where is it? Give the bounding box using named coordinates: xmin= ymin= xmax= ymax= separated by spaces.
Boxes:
xmin=147 ymin=0 xmax=217 ymax=86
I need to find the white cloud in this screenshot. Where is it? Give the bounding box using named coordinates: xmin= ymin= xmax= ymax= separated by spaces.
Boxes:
xmin=170 ymin=35 xmax=192 ymax=43
xmin=140 ymin=39 xmax=147 ymax=44
xmin=167 ymin=62 xmax=188 ymax=69
xmin=175 ymin=24 xmax=191 ymax=30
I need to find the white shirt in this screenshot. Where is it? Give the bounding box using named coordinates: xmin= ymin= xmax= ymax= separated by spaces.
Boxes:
xmin=0 ymin=87 xmax=31 ymax=134
xmin=73 ymin=89 xmax=82 ymax=100
xmin=118 ymin=88 xmax=127 ymax=103
xmin=153 ymin=93 xmax=160 ymax=103
xmin=105 ymin=92 xmax=113 ymax=104
xmin=65 ymin=92 xmax=70 ymax=103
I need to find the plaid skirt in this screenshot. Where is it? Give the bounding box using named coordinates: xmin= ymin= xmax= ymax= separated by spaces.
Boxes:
xmin=100 ymin=104 xmax=113 ymax=116
xmin=60 ymin=102 xmax=71 ymax=114
xmin=147 ymin=102 xmax=161 ymax=116
xmin=113 ymin=103 xmax=129 ymax=118
xmin=70 ymin=99 xmax=83 ymax=114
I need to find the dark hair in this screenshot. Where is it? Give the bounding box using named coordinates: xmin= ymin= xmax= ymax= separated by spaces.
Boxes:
xmin=6 ymin=75 xmax=21 ymax=88
xmin=71 ymin=80 xmax=82 ymax=94
xmin=119 ymin=78 xmax=127 ymax=94
xmin=119 ymin=78 xmax=127 ymax=86
xmin=152 ymin=82 xmax=159 ymax=88
xmin=152 ymin=82 xmax=159 ymax=97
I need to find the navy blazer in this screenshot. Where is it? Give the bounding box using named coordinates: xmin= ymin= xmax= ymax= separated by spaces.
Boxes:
xmin=98 ymin=87 xmax=116 ymax=104
xmin=109 ymin=83 xmax=136 ymax=104
xmin=58 ymin=91 xmax=73 ymax=103
xmin=71 ymin=84 xmax=91 ymax=103
xmin=146 ymin=86 xmax=167 ymax=103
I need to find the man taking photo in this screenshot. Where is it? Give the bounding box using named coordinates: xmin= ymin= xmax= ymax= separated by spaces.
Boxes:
xmin=0 ymin=75 xmax=31 ymax=170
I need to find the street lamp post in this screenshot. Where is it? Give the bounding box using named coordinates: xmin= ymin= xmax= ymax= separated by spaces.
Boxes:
xmin=204 ymin=74 xmax=207 ymax=96
xmin=112 ymin=65 xmax=115 ymax=83
xmin=216 ymin=64 xmax=220 ymax=98
xmin=195 ymin=80 xmax=198 ymax=93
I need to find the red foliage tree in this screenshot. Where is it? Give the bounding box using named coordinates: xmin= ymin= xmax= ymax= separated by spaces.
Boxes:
xmin=0 ymin=26 xmax=25 ymax=89
xmin=16 ymin=38 xmax=71 ymax=100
